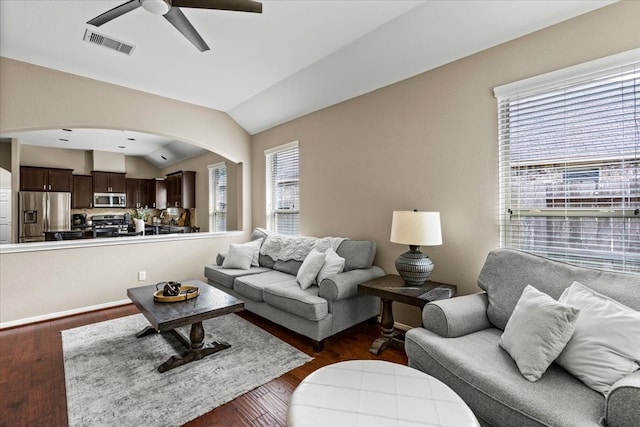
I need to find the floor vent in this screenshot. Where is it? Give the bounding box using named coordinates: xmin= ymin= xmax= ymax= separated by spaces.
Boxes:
xmin=83 ymin=29 xmax=135 ymax=55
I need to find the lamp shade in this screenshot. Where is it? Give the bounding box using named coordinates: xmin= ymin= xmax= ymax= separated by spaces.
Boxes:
xmin=390 ymin=211 xmax=442 ymax=246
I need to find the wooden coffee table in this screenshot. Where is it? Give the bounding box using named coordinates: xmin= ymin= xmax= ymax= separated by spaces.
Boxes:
xmin=127 ymin=279 xmax=244 ymax=373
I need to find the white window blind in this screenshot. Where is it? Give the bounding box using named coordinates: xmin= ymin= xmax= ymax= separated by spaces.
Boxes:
xmin=495 ymin=51 xmax=639 ymax=273
xmin=265 ymin=141 xmax=299 ymax=235
xmin=208 ymin=162 xmax=227 ymax=232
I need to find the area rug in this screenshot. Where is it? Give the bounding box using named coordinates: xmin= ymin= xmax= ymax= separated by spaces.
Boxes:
xmin=62 ymin=313 xmax=312 ymax=427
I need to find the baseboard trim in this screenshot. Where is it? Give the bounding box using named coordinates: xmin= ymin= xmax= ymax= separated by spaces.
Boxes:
xmin=0 ymin=299 xmax=132 ymax=330
xmin=394 ymin=321 xmax=413 ymax=332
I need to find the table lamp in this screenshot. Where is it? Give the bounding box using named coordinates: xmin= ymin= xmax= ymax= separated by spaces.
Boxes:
xmin=390 ymin=210 xmax=442 ymax=285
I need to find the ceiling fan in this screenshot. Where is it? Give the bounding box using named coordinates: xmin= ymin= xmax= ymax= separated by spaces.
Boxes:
xmin=87 ymin=0 xmax=262 ymax=52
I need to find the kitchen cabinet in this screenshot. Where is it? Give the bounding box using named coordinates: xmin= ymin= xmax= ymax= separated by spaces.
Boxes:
xmin=126 ymin=178 xmax=166 ymax=209
xmin=149 ymin=178 xmax=167 ymax=209
xmin=166 ymin=171 xmax=195 ymax=209
xmin=93 ymin=171 xmax=125 ymax=193
xmin=72 ymin=175 xmax=93 ymax=208
xmin=20 ymin=166 xmax=73 ymax=192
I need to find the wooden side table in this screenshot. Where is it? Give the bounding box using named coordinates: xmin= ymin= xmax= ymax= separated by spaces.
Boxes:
xmin=358 ymin=274 xmax=456 ymax=355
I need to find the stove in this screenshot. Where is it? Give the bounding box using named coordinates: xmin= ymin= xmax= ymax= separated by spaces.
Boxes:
xmin=91 ymin=214 xmax=129 ymax=233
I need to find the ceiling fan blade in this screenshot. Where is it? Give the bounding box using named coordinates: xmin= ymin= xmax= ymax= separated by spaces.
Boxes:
xmin=171 ymin=0 xmax=262 ymax=14
xmin=87 ymin=0 xmax=142 ymax=26
xmin=163 ymin=7 xmax=210 ymax=52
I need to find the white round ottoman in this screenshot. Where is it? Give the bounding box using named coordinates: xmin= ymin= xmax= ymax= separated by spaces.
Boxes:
xmin=287 ymin=360 xmax=479 ymax=427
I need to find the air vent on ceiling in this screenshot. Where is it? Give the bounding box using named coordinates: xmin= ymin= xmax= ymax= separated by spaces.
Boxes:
xmin=83 ymin=29 xmax=135 ymax=55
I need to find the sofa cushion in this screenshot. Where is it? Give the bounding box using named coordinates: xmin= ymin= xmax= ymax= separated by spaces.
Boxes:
xmin=336 ymin=240 xmax=376 ymax=272
xmin=263 ymin=282 xmax=329 ymax=321
xmin=477 ymin=249 xmax=640 ymax=330
xmin=405 ymin=327 xmax=605 ymax=427
xmin=557 ymin=281 xmax=640 ymax=395
xmin=499 ymin=285 xmax=579 ymax=382
xmin=273 ymin=259 xmax=303 ymax=276
xmin=204 ymin=265 xmax=270 ymax=289
xmin=233 ymin=270 xmax=295 ymax=302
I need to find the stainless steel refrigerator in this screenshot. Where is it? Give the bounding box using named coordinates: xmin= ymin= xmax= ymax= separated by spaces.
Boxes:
xmin=19 ymin=192 xmax=71 ymax=243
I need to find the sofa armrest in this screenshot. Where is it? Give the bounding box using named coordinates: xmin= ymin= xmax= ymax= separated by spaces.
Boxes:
xmin=422 ymin=292 xmax=492 ymax=338
xmin=318 ymin=266 xmax=385 ymax=301
xmin=606 ymin=369 xmax=640 ymax=427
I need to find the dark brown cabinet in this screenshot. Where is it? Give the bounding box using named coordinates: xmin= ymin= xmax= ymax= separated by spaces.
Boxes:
xmin=72 ymin=175 xmax=93 ymax=208
xmin=93 ymin=171 xmax=126 ymax=193
xmin=149 ymin=179 xmax=167 ymax=209
xmin=166 ymin=171 xmax=195 ymax=209
xmin=126 ymin=178 xmax=167 ymax=209
xmin=20 ymin=166 xmax=73 ymax=192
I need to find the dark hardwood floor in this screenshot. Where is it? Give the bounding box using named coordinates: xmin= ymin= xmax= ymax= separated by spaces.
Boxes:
xmin=0 ymin=304 xmax=407 ymax=426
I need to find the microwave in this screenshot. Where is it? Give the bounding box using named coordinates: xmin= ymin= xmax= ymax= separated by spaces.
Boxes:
xmin=94 ymin=193 xmax=126 ymax=208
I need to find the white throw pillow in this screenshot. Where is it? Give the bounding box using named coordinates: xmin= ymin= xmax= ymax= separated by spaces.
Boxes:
xmin=221 ymin=238 xmax=263 ymax=270
xmin=221 ymin=242 xmax=256 ymax=270
xmin=499 ymin=285 xmax=580 ymax=382
xmin=556 ymin=281 xmax=640 ymax=395
xmin=246 ymin=238 xmax=264 ymax=267
xmin=296 ymin=249 xmax=326 ymax=290
xmin=317 ymin=248 xmax=345 ymax=283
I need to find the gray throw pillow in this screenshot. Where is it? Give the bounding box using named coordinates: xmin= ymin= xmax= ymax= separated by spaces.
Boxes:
xmin=500 ymin=285 xmax=580 ymax=382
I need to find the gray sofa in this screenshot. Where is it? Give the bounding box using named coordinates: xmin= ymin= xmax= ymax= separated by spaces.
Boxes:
xmin=406 ymin=248 xmax=640 ymax=427
xmin=204 ymin=229 xmax=385 ymax=351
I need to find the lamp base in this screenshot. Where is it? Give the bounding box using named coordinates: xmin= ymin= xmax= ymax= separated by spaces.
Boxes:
xmin=395 ymin=246 xmax=434 ymax=286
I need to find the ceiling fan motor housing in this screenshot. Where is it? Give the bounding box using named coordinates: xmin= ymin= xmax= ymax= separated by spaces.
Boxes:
xmin=141 ymin=0 xmax=171 ymax=15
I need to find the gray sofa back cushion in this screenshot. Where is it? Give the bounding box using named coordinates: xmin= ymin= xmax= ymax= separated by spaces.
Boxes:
xmin=478 ymin=249 xmax=640 ymax=330
xmin=273 ymin=259 xmax=303 ymax=276
xmin=337 ymin=240 xmax=376 ymax=272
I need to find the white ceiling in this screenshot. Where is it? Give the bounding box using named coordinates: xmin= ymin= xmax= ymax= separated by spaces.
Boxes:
xmin=0 ymin=0 xmax=616 ymax=164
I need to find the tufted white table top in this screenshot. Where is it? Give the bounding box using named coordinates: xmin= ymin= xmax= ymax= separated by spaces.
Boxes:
xmin=287 ymin=360 xmax=480 ymax=427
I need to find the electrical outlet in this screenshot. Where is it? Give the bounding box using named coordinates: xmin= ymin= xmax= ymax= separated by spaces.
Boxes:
xmin=138 ymin=271 xmax=147 ymax=281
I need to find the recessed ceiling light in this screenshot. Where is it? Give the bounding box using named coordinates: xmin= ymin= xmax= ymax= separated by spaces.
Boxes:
xmin=59 ymin=138 xmax=69 ymax=142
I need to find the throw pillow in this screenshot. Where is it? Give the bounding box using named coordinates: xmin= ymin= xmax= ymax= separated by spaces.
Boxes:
xmin=221 ymin=238 xmax=263 ymax=269
xmin=221 ymin=242 xmax=258 ymax=270
xmin=556 ymin=281 xmax=640 ymax=395
xmin=296 ymin=249 xmax=326 ymax=290
xmin=499 ymin=285 xmax=580 ymax=382
xmin=317 ymin=248 xmax=345 ymax=283
xmin=247 ymin=238 xmax=264 ymax=267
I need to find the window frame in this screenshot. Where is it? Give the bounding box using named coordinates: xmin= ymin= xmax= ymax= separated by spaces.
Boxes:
xmin=265 ymin=141 xmax=300 ymax=235
xmin=494 ymin=49 xmax=640 ymax=273
xmin=208 ymin=162 xmax=227 ymax=232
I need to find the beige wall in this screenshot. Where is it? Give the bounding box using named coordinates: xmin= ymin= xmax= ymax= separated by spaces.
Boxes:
xmin=0 ymin=58 xmax=252 ymax=324
xmin=124 ymin=156 xmax=162 ymax=179
xmin=252 ymin=1 xmax=640 ymax=326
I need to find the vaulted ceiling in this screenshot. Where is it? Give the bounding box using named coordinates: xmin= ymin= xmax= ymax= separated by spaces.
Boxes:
xmin=0 ymin=0 xmax=616 ymax=164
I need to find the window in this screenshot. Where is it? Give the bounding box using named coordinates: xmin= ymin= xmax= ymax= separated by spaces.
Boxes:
xmin=265 ymin=141 xmax=299 ymax=235
xmin=495 ymin=50 xmax=639 ymax=273
xmin=208 ymin=162 xmax=227 ymax=232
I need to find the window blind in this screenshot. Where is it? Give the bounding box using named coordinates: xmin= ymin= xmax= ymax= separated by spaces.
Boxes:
xmin=208 ymin=163 xmax=227 ymax=232
xmin=496 ymin=52 xmax=639 ymax=273
xmin=265 ymin=141 xmax=299 ymax=235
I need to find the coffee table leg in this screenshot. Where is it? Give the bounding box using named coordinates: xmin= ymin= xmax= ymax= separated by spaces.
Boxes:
xmin=157 ymin=321 xmax=231 ymax=373
xmin=136 ymin=325 xmax=158 ymax=338
xmin=369 ymin=298 xmax=399 ymax=355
